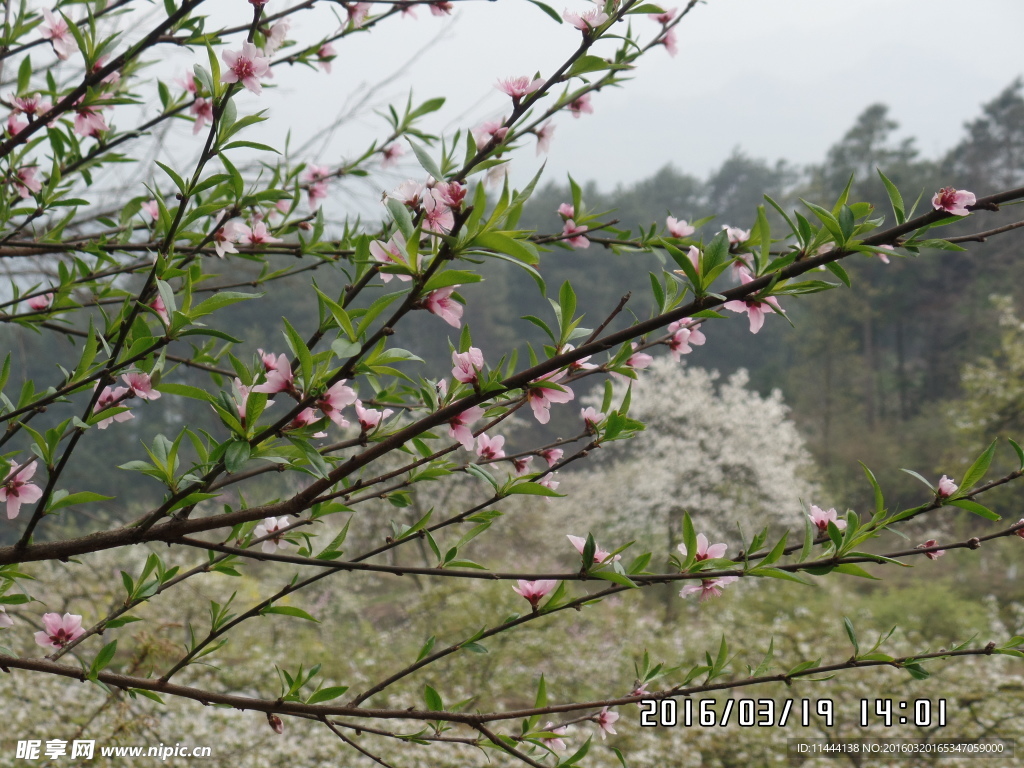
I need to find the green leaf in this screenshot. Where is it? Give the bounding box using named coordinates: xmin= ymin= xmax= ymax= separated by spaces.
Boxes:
xmin=1008 ymin=439 xmax=1024 ymax=471
xmin=900 ymin=468 xmax=935 ymax=492
xmin=592 ymin=571 xmax=639 ymax=589
xmin=155 ymin=161 xmax=187 ymax=196
xmin=959 ymin=439 xmax=997 ymax=492
xmin=306 ymin=686 xmax=350 ymax=704
xmin=903 ymin=663 xmax=930 ymax=680
xmin=406 ymin=138 xmax=444 ymax=181
xmin=877 ymin=169 xmax=905 ymax=224
xmin=527 ymin=0 xmax=563 ymax=22
xmin=262 ymin=606 xmax=319 ymax=622
xmin=424 ymin=684 xmax=444 ymax=712
xmin=224 ymin=441 xmax=251 ymax=473
xmin=129 ymin=688 xmax=165 ymax=704
xmin=156 ymin=382 xmax=216 ymax=403
xmin=506 ymin=482 xmax=564 ymax=497
xmin=860 ymin=462 xmax=884 ymax=518
xmin=48 ymin=491 xmax=114 ymax=512
xmin=823 ymin=260 xmax=850 ymax=287
xmin=89 ymin=640 xmax=118 ymax=677
xmin=416 ymin=635 xmax=437 ymax=662
xmin=832 ymin=563 xmax=880 ymax=580
xmin=947 ymin=498 xmax=1000 ymax=521
xmin=843 ymin=617 xmax=859 ymax=655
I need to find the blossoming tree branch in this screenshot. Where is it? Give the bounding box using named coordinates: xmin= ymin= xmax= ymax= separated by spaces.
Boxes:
xmin=0 ymin=0 xmax=1023 ymax=765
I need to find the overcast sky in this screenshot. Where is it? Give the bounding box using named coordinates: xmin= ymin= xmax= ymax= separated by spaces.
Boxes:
xmin=203 ymin=0 xmax=1024 ymax=199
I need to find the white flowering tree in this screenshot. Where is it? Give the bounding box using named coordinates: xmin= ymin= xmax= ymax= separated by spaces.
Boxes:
xmin=567 ymin=360 xmax=815 ymax=548
xmin=1 ymin=0 xmax=1024 ymax=765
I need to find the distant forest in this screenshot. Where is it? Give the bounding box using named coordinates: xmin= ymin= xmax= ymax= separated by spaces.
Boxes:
xmin=7 ymin=79 xmax=1024 ymax=538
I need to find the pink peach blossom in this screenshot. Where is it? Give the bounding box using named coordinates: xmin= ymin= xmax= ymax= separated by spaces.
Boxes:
xmin=932 ymin=187 xmax=975 ymax=217
xmin=346 ymin=2 xmax=371 ymax=28
xmin=874 ymin=244 xmax=894 ymax=264
xmin=369 ymin=232 xmax=412 ymax=282
xmin=626 ymin=343 xmax=654 ymax=371
xmin=252 ymin=357 xmax=294 ymax=395
xmin=12 ymin=166 xmax=41 ymax=198
xmin=231 ymin=378 xmax=253 ymax=420
xmin=808 ymin=504 xmax=846 ymax=533
xmin=254 ymin=516 xmax=291 ymax=554
xmin=496 ymin=76 xmax=544 ymax=100
xmin=175 ymin=73 xmax=198 ymax=94
xmin=34 ymin=612 xmax=85 ymax=650
xmin=238 ymin=220 xmax=282 ymax=245
xmin=354 ymin=400 xmax=392 ymax=432
xmin=723 ymin=268 xmax=784 ymax=334
xmin=649 ymin=8 xmax=677 ymax=24
xmin=316 ymin=43 xmax=336 ymax=72
xmin=141 ymin=200 xmax=159 ymax=220
xmin=381 ymin=143 xmax=404 ymax=168
xmin=680 ymin=576 xmax=738 ymax=602
xmin=191 ymin=96 xmax=214 ymax=136
xmin=27 ymin=293 xmax=53 ymax=311
xmin=916 ymin=540 xmax=945 ymax=560
xmin=666 ymin=320 xmax=706 ymax=360
xmin=538 ymin=475 xmax=559 ymax=492
xmin=263 ymin=19 xmax=291 ymax=56
xmin=41 ymin=9 xmax=77 ymax=60
xmin=1 ymin=460 xmax=43 ymax=519
xmin=476 ymin=433 xmax=506 ymax=461
xmin=12 ymin=93 xmax=52 ymax=118
xmin=452 ymin=347 xmax=485 ymax=384
xmin=122 ymin=372 xmax=160 ymax=401
xmin=424 ymin=286 xmax=463 ymax=328
xmin=287 ymin=407 xmax=326 ymax=436
xmin=434 ymin=181 xmax=467 ymax=209
xmin=541 ymin=723 xmax=567 ymax=751
xmin=0 ymin=606 xmax=12 ymax=628
xmin=513 ymin=456 xmax=534 ymax=476
xmin=221 ymin=41 xmax=271 ymax=95
xmin=74 ymin=103 xmax=108 ymax=137
xmin=535 ymin=122 xmax=555 ymax=155
xmin=540 ymin=448 xmax=563 ymax=468
xmin=595 ymin=708 xmax=618 ymax=738
xmin=317 ymin=381 xmax=358 ymax=426
xmin=213 ymin=219 xmax=245 ymax=258
xmin=561 ymin=343 xmax=597 ymax=372
xmin=512 ymin=579 xmax=557 ymax=609
xmin=666 ymin=216 xmax=695 ymax=238
xmin=527 ymin=372 xmax=574 ymax=424
xmin=307 ymin=180 xmax=328 ymax=209
xmin=429 ymin=1 xmax=453 ymax=15
xmin=472 ymin=119 xmax=508 ymax=150
xmin=94 ymin=386 xmax=134 ymax=429
xmin=567 ymin=534 xmax=620 ymax=564
xmin=678 ymin=533 xmax=727 ymax=561
xmin=581 ymin=407 xmax=604 ymax=430
xmin=660 ymin=28 xmax=678 ymax=56
xmin=562 ymin=219 xmax=590 ymax=248
xmin=723 ymin=226 xmax=750 ymax=244
xmin=1016 ymin=519 xmax=1024 ymax=540
xmin=268 ymin=714 xmax=284 ymax=735
xmin=149 ymin=295 xmax=169 ymax=324
xmin=937 ymin=475 xmax=958 ymax=498
xmin=448 ymin=405 xmax=484 ymax=450
xmin=258 ymin=349 xmax=280 ymax=371
xmin=391 ymin=179 xmax=424 ymax=207
xmin=563 ymin=7 xmax=608 ymax=30
xmin=7 ymin=113 xmax=27 ymax=136
xmin=422 ymin=189 xmax=454 ymax=234
xmin=569 ymin=93 xmax=593 ymax=119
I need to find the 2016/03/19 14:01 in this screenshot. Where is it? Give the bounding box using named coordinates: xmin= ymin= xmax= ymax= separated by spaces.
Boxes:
xmin=637 ymin=698 xmax=947 ymax=728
